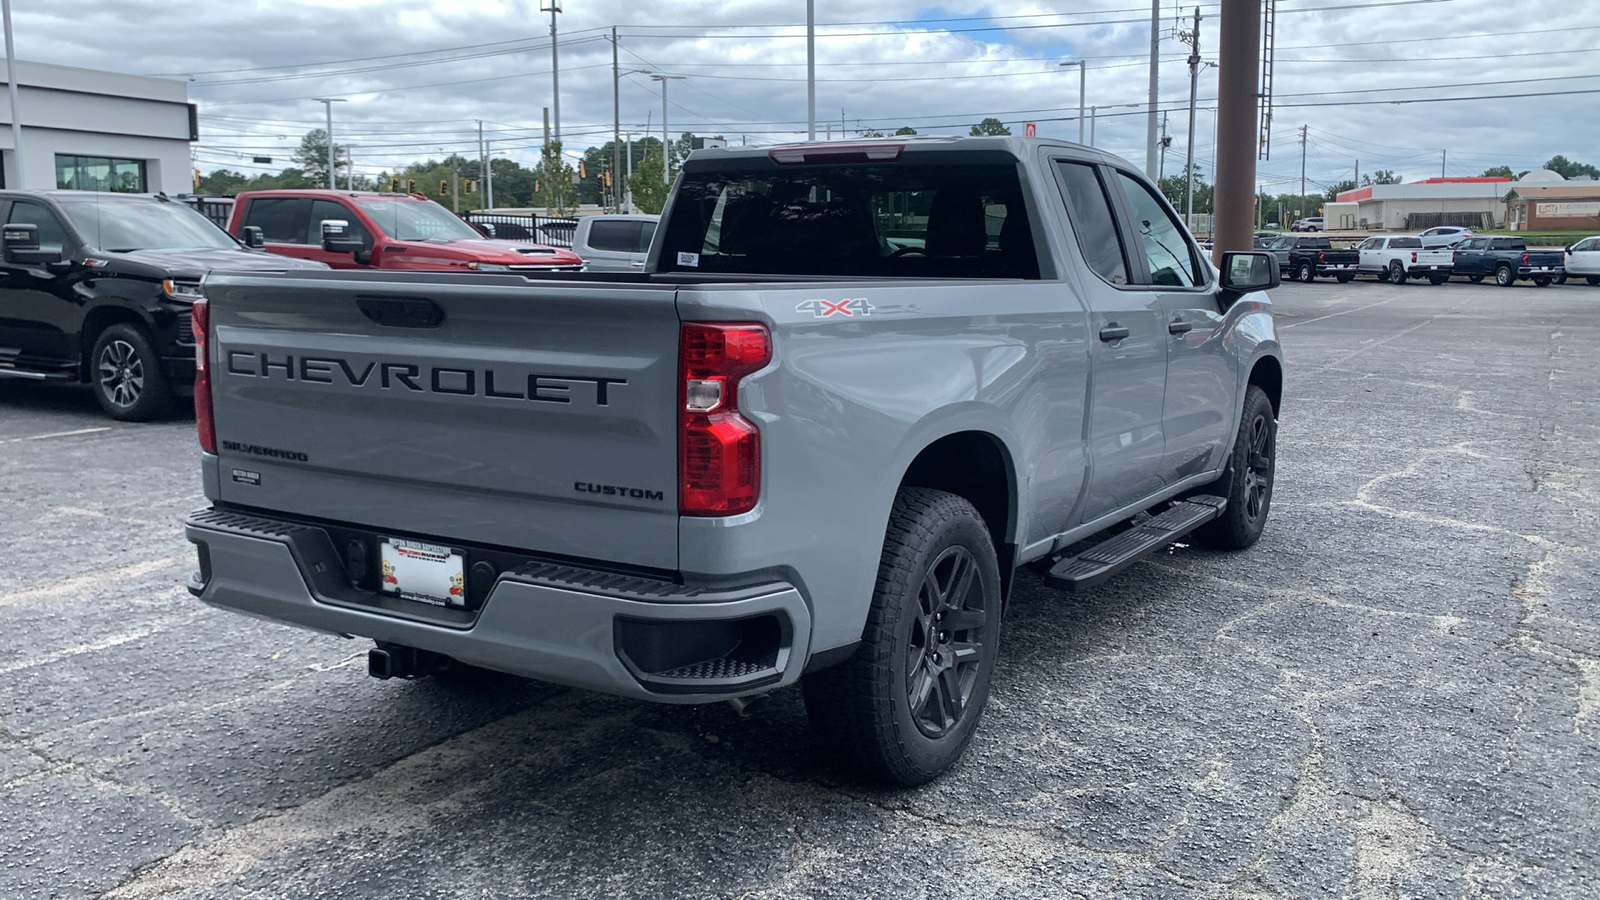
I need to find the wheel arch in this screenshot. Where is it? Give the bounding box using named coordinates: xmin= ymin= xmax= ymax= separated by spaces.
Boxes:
xmin=895 ymin=429 xmax=1020 ymax=605
xmin=1247 ymin=354 xmax=1283 ymax=418
xmin=79 ymin=304 xmax=157 ymax=380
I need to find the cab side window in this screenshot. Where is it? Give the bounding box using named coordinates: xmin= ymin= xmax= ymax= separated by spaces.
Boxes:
xmin=1053 ymin=161 xmax=1128 ymax=286
xmin=309 ymin=199 xmax=369 ymax=247
xmin=7 ymin=201 xmax=71 ymax=253
xmin=243 ymin=197 xmax=312 ymax=244
xmin=1114 ymin=171 xmax=1202 ymax=287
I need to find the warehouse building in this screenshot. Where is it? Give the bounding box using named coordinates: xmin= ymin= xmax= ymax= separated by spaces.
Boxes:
xmin=1327 ymin=177 xmax=1511 ymax=231
xmin=0 ymin=60 xmax=196 ymax=194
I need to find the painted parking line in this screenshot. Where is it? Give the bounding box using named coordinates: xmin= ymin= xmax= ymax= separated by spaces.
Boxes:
xmin=0 ymin=426 xmax=113 ymax=444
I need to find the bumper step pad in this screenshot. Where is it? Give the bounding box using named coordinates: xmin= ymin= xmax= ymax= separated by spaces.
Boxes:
xmin=1044 ymin=495 xmax=1227 ymax=592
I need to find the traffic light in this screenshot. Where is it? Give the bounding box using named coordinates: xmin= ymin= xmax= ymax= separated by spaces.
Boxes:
xmin=463 ymin=180 xmax=475 ymax=194
xmin=440 ymin=179 xmax=448 ymax=195
xmin=534 ymin=180 xmax=540 ymax=194
xmin=577 ymin=160 xmax=586 ymax=179
xmin=406 ymin=179 xmax=416 ymax=194
xmin=389 ymin=177 xmax=401 ymax=193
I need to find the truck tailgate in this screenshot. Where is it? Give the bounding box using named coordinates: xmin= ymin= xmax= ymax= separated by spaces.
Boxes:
xmin=202 ymin=271 xmax=681 ymax=571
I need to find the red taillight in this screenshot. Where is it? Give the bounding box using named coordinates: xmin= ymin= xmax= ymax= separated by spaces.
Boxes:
xmin=679 ymin=322 xmax=770 ymax=516
xmin=1522 ymin=251 xmax=1529 ymax=265
xmin=1411 ymin=251 xmax=1417 ymax=264
xmin=192 ymin=298 xmax=216 ymax=453
xmin=1318 ymin=251 xmax=1325 ymax=263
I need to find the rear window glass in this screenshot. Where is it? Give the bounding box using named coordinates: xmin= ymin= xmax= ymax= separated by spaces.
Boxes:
xmin=1391 ymin=237 xmax=1422 ymax=248
xmin=1491 ymin=238 xmax=1525 ymax=250
xmin=587 ymin=220 xmax=643 ymax=253
xmin=657 ymin=162 xmax=1038 ymax=279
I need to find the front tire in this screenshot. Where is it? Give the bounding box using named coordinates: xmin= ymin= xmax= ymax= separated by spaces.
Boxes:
xmin=91 ymin=323 xmax=172 ymax=421
xmin=802 ymin=488 xmax=1002 ymax=786
xmin=1193 ymin=385 xmax=1276 ymax=551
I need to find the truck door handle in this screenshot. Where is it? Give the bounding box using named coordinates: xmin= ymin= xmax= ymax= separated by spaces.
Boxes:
xmin=1098 ymin=324 xmax=1130 ymax=342
xmin=1168 ymin=320 xmax=1193 ymax=335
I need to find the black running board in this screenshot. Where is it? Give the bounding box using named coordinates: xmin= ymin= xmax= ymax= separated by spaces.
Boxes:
xmin=1043 ymin=495 xmax=1227 ymax=592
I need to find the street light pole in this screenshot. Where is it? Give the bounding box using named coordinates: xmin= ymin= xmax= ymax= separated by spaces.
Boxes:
xmin=2 ymin=0 xmax=23 ymax=189
xmin=541 ymin=0 xmax=562 ymax=144
xmin=650 ymin=74 xmax=684 ymax=185
xmin=1146 ymin=0 xmax=1160 ymax=178
xmin=611 ymin=26 xmax=621 ymax=212
xmin=806 ymin=0 xmax=816 ymax=140
xmin=312 ymin=97 xmax=346 ymax=189
xmin=1057 ymin=61 xmax=1085 ymax=144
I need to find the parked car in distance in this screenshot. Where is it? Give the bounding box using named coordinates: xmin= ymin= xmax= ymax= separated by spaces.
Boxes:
xmin=1265 ymin=234 xmax=1359 ymax=283
xmin=570 ymin=214 xmax=660 ymax=272
xmin=1253 ymin=231 xmax=1282 ymax=248
xmin=1417 ymin=226 xmax=1473 ymax=248
xmin=0 ymin=190 xmax=325 ymax=420
xmin=226 ymin=190 xmax=583 ymax=273
xmin=1290 ymin=217 xmax=1324 ymax=232
xmin=1560 ymin=235 xmax=1600 ymax=285
xmin=1450 ymin=236 xmax=1563 ymax=287
xmin=1356 ymin=235 xmax=1454 ymax=284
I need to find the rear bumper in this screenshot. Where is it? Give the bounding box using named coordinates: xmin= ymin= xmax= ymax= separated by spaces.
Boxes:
xmin=1405 ymin=265 xmax=1451 ymax=275
xmin=184 ymin=507 xmax=812 ymax=703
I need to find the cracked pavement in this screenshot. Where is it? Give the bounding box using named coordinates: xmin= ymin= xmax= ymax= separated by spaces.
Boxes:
xmin=1 ymin=279 xmax=1596 ymax=898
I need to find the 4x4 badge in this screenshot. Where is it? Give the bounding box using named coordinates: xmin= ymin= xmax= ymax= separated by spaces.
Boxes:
xmin=797 ymin=297 xmax=874 ymax=318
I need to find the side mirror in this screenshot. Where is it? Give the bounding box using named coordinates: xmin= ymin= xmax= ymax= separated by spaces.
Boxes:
xmin=241 ymin=225 xmax=266 ymax=250
xmin=320 ymin=219 xmax=365 ymax=254
xmin=1218 ymin=251 xmax=1279 ymax=305
xmin=2 ymin=223 xmax=63 ymax=265
xmin=477 ymin=222 xmax=497 ymax=238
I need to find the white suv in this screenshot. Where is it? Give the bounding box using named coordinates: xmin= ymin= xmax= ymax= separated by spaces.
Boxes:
xmin=1290 ymin=217 xmax=1324 ymax=232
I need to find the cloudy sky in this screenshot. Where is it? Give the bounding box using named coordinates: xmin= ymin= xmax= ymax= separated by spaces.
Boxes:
xmin=13 ymin=0 xmax=1599 ymax=193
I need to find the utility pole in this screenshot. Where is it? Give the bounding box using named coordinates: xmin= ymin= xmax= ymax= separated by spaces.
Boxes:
xmin=1441 ymin=149 xmax=1447 ymax=178
xmin=1299 ymin=124 xmax=1307 ymax=206
xmin=1158 ymin=111 xmax=1170 ymax=180
xmin=651 ymin=74 xmax=684 ymax=185
xmin=541 ymin=0 xmax=562 ymax=144
xmin=477 ymin=120 xmax=486 ymax=208
xmin=1146 ymin=0 xmax=1160 ymax=177
xmin=806 ymin=0 xmax=816 ymax=139
xmin=1182 ymin=7 xmax=1201 ymax=228
xmin=345 ymin=146 xmax=354 ymax=190
xmin=448 ymin=149 xmax=459 ymax=212
xmin=485 ymin=141 xmax=494 ymax=211
xmin=2 ymin=0 xmax=22 ymax=188
xmin=1089 ymin=106 xmax=1097 ymax=147
xmin=1212 ymin=0 xmax=1262 ymax=257
xmin=1354 ymin=158 xmax=1359 ymax=189
xmin=624 ymin=131 xmax=633 ymax=212
xmin=611 ymin=27 xmax=621 ymax=212
xmin=1057 ymin=61 xmax=1086 ymax=144
xmin=312 ymin=97 xmax=346 ymax=189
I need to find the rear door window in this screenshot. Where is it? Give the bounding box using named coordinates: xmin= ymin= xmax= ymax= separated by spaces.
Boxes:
xmin=586 ymin=220 xmax=641 ymax=253
xmin=244 ymin=197 xmax=312 ymax=244
xmin=1053 ymin=161 xmax=1129 ymax=286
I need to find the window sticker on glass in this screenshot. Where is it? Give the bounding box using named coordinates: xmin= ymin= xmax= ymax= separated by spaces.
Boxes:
xmin=677 ymin=251 xmax=700 ymax=267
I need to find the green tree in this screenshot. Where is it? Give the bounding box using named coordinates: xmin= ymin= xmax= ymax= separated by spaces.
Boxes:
xmin=969 ymin=118 xmax=1011 ymax=136
xmin=894 ymin=126 xmax=918 ymax=136
xmin=531 ymin=141 xmax=578 ymax=214
xmin=1325 ymin=179 xmax=1356 ymax=201
xmin=1480 ymin=165 xmax=1514 ymax=179
xmin=1158 ymin=164 xmax=1214 ymax=214
xmin=1361 ymin=169 xmax=1398 ymax=186
xmin=1543 ymin=155 xmax=1600 ymax=179
xmin=196 ymin=169 xmax=249 ymax=195
xmin=292 ymin=129 xmax=348 ymax=188
xmin=627 ymin=151 xmax=670 ymax=215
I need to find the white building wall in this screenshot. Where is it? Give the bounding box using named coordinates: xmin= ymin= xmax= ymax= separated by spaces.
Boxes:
xmin=0 ymin=60 xmax=193 ymax=193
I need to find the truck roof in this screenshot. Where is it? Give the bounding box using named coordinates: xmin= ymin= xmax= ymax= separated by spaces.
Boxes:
xmin=681 ymin=135 xmax=1115 ymax=166
xmin=232 ymin=189 xmax=434 ymax=201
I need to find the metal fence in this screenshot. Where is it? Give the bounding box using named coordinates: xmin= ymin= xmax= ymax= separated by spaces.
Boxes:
xmin=462 ymin=213 xmax=580 ymax=248
xmin=177 ymin=195 xmax=236 ymax=230
xmin=1405 ymin=211 xmax=1494 ymax=231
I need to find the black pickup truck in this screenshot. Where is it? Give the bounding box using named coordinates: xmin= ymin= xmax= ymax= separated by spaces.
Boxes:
xmin=0 ymin=190 xmax=324 ymax=420
xmin=1450 ymin=236 xmax=1564 ymax=287
xmin=1266 ymin=234 xmax=1359 ymax=283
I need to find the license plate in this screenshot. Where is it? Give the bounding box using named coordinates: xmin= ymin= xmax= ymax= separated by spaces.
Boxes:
xmin=380 ymin=538 xmax=466 ymax=606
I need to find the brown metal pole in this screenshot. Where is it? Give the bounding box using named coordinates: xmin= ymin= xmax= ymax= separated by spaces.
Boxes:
xmin=1212 ymin=0 xmax=1262 ymax=262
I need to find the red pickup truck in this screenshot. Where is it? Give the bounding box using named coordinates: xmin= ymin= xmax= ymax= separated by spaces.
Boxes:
xmin=225 ymin=190 xmax=583 ymax=273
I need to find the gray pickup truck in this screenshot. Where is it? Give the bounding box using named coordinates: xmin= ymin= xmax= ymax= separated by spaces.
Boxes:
xmin=183 ymin=137 xmax=1283 ymax=785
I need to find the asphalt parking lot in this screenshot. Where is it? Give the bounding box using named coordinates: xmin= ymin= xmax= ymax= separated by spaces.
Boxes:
xmin=2 ymin=277 xmax=1597 ymax=899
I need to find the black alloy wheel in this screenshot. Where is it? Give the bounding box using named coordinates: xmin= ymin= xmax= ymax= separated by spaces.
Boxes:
xmin=904 ymin=545 xmax=989 ymax=739
xmin=1194 ymin=385 xmax=1276 ymax=550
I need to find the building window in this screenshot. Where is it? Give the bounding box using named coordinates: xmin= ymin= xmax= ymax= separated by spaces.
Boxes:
xmin=54 ymin=155 xmax=148 ymax=193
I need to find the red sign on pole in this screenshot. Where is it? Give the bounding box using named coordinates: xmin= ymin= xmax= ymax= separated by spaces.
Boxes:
xmin=1024 ymin=122 xmax=1037 ymax=138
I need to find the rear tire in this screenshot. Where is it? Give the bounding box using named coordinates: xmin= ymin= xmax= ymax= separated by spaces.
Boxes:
xmin=1588 ymin=275 xmax=1600 ymax=286
xmin=1297 ymin=261 xmax=1315 ymax=283
xmin=1428 ymin=273 xmax=1447 ymax=285
xmin=1495 ymin=264 xmax=1515 ymax=287
xmin=1193 ymin=385 xmax=1276 ymax=551
xmin=802 ymin=488 xmax=1002 ymax=786
xmin=1388 ymin=262 xmax=1407 ymax=285
xmin=1532 ymin=276 xmax=1551 ymax=287
xmin=1469 ymin=274 xmax=1484 ymax=283
xmin=1336 ymin=273 xmax=1353 ymax=283
xmin=90 ymin=323 xmax=172 ymax=422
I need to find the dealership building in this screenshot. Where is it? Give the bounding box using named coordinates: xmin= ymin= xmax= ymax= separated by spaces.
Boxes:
xmin=0 ymin=60 xmax=196 ymax=194
xmin=1324 ymin=177 xmax=1512 ymax=232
